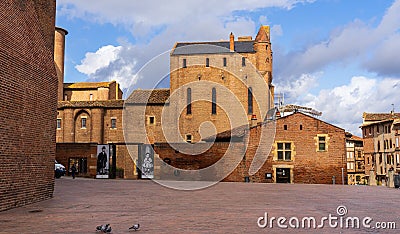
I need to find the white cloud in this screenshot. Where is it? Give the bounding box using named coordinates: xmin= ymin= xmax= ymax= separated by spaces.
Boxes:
xmin=275 ymin=0 xmax=400 ymax=82
xmin=59 ymin=0 xmax=314 ymax=92
xmin=289 ymin=76 xmax=400 ymax=136
xmin=75 ymin=45 xmax=122 ymax=75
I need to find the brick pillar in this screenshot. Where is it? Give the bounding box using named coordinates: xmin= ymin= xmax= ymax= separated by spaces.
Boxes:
xmin=63 ymin=108 xmax=75 ymax=142
xmin=91 ymin=108 xmax=104 ymax=144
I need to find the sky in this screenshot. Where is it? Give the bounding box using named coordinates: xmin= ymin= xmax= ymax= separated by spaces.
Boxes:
xmin=56 ymin=0 xmax=400 ymax=136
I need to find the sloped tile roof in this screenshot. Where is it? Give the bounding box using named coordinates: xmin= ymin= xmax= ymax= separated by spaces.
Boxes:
xmin=172 ymin=41 xmax=255 ymax=55
xmin=202 ymin=124 xmax=249 ymax=141
xmin=363 ymin=112 xmax=400 ymax=121
xmin=126 ymin=89 xmax=170 ymax=104
xmin=64 ymin=81 xmax=115 ymax=89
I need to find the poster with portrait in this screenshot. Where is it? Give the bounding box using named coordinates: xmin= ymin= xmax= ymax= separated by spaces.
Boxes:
xmin=96 ymin=144 xmax=110 ymax=179
xmin=140 ymin=144 xmax=154 ymax=179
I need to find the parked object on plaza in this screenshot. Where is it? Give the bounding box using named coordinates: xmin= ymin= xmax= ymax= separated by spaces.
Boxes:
xmin=129 ymin=223 xmax=140 ymax=231
xmin=55 ymin=160 xmax=66 ymax=178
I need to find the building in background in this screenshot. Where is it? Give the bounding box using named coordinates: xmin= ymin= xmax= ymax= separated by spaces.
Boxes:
xmin=345 ymin=132 xmax=365 ymax=185
xmin=0 ymin=0 xmax=57 ymax=211
xmin=361 ymin=112 xmax=400 ymax=186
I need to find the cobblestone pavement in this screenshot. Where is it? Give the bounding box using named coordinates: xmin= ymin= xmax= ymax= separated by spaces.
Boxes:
xmin=0 ymin=177 xmax=399 ymax=233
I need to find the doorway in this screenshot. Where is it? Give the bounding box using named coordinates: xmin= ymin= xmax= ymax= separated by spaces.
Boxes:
xmin=68 ymin=157 xmax=88 ymax=176
xmin=276 ymin=168 xmax=291 ymax=183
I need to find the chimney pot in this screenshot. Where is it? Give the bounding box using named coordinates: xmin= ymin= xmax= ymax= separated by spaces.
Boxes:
xmin=230 ymin=32 xmax=235 ymax=51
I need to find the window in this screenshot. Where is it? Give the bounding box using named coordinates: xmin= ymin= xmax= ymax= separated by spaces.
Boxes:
xmin=367 ymin=157 xmax=370 ymax=165
xmin=247 ymin=87 xmax=253 ymax=114
xmin=284 ymin=125 xmax=288 ymax=130
xmin=111 ymin=118 xmax=117 ymax=129
xmin=183 ymin=59 xmax=187 ymax=68
xmin=81 ymin=117 xmax=87 ymax=129
xmin=211 ymin=88 xmax=216 ymax=115
xmin=186 ymin=88 xmax=192 ymax=115
xmin=186 ymin=134 xmax=192 ymax=143
xmin=316 ymin=134 xmax=328 ymax=151
xmin=347 ymin=162 xmax=354 ymax=170
xmin=300 ymin=125 xmax=303 ymax=130
xmin=89 ymin=94 xmax=93 ymax=101
xmin=396 ymin=138 xmax=399 ymax=148
xmin=56 ymin=119 xmax=61 ymax=129
xmin=377 ymin=141 xmax=381 ymax=151
xmin=206 ymin=58 xmax=209 ymax=67
xmin=242 ymin=57 xmax=246 ymax=66
xmin=277 ymin=142 xmax=292 ymax=161
xmin=223 ymin=57 xmax=227 ymax=67
xmin=148 ymin=116 xmax=155 ymax=125
xmin=64 ymin=94 xmax=68 ymax=101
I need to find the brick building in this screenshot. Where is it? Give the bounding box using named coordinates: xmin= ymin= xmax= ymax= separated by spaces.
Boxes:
xmin=361 ymin=112 xmax=400 ymax=186
xmin=154 ymin=112 xmax=347 ymax=184
xmin=0 ymin=0 xmax=57 ymax=211
xmin=345 ymin=132 xmax=365 ymax=185
xmin=56 ymin=25 xmax=348 ymax=184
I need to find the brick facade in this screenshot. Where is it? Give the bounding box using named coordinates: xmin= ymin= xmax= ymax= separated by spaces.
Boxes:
xmin=153 ymin=113 xmax=347 ymax=184
xmin=0 ymin=0 xmax=57 ymax=211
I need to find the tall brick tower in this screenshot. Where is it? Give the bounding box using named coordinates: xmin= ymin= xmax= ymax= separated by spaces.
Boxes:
xmin=0 ymin=0 xmax=58 ymax=211
xmin=55 ymin=27 xmax=68 ymax=101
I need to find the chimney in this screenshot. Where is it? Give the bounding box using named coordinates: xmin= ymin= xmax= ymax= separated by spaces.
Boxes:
xmin=230 ymin=32 xmax=235 ymax=51
xmin=251 ymin=114 xmax=257 ymax=127
xmin=54 ymin=27 xmax=68 ymax=101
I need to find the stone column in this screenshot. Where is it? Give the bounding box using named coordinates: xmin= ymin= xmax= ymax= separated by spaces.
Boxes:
xmin=369 ymin=169 xmax=376 ymax=186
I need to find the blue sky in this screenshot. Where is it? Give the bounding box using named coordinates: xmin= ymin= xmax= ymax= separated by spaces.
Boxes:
xmin=56 ymin=0 xmax=400 ymax=135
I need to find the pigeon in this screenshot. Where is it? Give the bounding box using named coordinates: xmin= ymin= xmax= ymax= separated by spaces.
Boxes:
xmin=105 ymin=226 xmax=112 ymax=233
xmin=96 ymin=225 xmax=103 ymax=231
xmin=96 ymin=224 xmax=110 ymax=232
xmin=129 ymin=223 xmax=140 ymax=231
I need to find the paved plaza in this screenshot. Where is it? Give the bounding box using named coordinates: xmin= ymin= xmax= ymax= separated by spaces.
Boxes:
xmin=0 ymin=177 xmax=399 ymax=233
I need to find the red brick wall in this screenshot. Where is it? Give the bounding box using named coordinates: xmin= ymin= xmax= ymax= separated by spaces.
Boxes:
xmin=237 ymin=113 xmax=347 ymax=184
xmin=153 ymin=113 xmax=346 ymax=185
xmin=0 ymin=0 xmax=57 ymax=211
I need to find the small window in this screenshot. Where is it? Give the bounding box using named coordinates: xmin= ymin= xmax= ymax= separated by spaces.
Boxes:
xmin=187 ymin=88 xmax=192 ymax=115
xmin=223 ymin=57 xmax=227 ymax=67
xmin=247 ymin=87 xmax=253 ymax=114
xmin=183 ymin=59 xmax=187 ymax=68
xmin=111 ymin=118 xmax=117 ymax=129
xmin=277 ymin=142 xmax=291 ymax=161
xmin=186 ymin=134 xmax=192 ymax=143
xmin=81 ymin=117 xmax=87 ymax=129
xmin=284 ymin=125 xmax=288 ymax=130
xmin=64 ymin=94 xmax=68 ymax=101
xmin=56 ymin=119 xmax=61 ymax=129
xmin=242 ymin=57 xmax=246 ymax=66
xmin=206 ymin=58 xmax=210 ymax=67
xmin=318 ymin=136 xmax=326 ymax=151
xmin=300 ymin=125 xmax=303 ymax=130
xmin=89 ymin=94 xmax=93 ymax=101
xmin=211 ymin=88 xmax=216 ymax=115
xmin=148 ymin=116 xmax=155 ymax=125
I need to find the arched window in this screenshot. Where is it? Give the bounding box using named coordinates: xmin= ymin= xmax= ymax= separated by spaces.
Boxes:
xmin=212 ymin=88 xmax=216 ymax=115
xmin=248 ymin=87 xmax=253 ymax=114
xmin=187 ymin=88 xmax=192 ymax=115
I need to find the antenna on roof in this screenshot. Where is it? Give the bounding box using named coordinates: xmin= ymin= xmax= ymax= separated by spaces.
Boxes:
xmin=391 ymin=104 xmax=395 ymax=114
